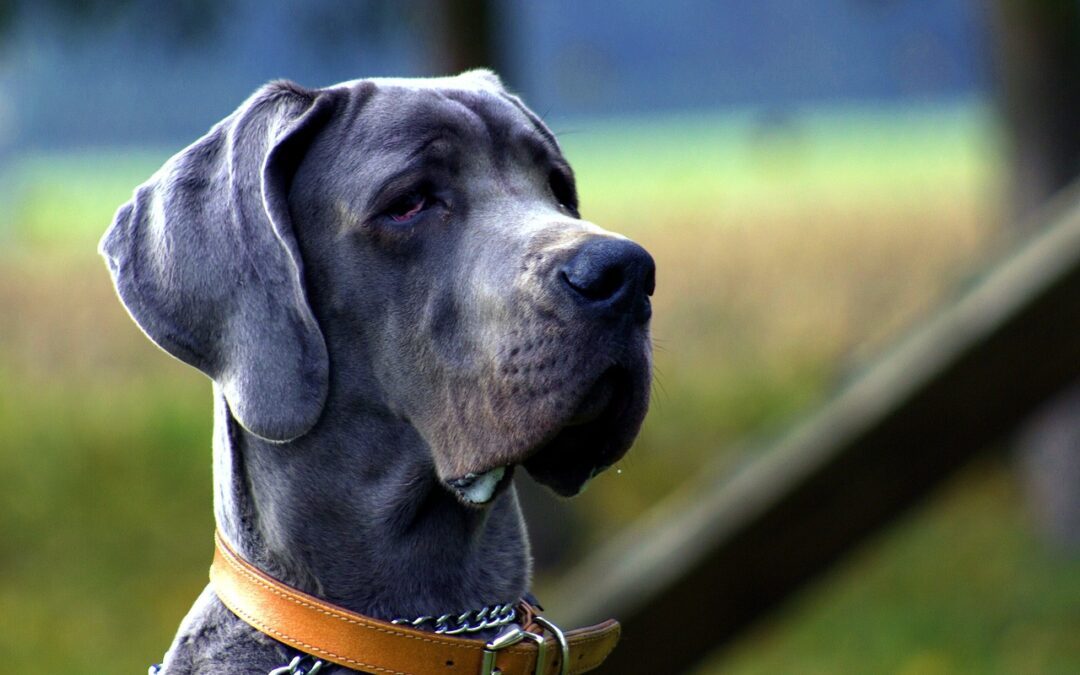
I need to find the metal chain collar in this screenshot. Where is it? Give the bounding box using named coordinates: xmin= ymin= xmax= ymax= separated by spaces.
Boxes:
xmin=259 ymin=603 xmax=518 ymax=674
xmin=269 ymin=654 xmax=325 ymax=675
xmin=152 ymin=654 xmax=326 ymax=675
xmin=150 ymin=604 xmax=521 ymax=674
xmin=391 ymin=601 xmax=519 ymax=636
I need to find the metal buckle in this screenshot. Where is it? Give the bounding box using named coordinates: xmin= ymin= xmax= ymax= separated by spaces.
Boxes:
xmin=479 ymin=615 xmax=569 ymax=675
xmin=534 ymin=615 xmax=570 ymax=675
xmin=481 ymin=625 xmax=526 ymax=675
xmin=520 ymin=629 xmax=548 ymax=674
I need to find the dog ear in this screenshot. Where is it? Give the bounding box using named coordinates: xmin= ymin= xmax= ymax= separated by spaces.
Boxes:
xmin=100 ymin=82 xmax=338 ymax=442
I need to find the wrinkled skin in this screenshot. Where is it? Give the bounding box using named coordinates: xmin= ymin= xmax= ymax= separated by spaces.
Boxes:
xmin=101 ymin=71 xmax=653 ymax=673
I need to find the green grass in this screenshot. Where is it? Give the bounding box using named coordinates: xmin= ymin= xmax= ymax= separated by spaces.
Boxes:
xmin=1 ymin=149 xmax=170 ymax=249
xmin=708 ymin=458 xmax=1080 ymax=675
xmin=3 ymin=101 xmax=1076 ymax=672
xmin=560 ymin=101 xmax=1002 ymax=225
xmin=0 ymin=255 xmax=213 ymax=671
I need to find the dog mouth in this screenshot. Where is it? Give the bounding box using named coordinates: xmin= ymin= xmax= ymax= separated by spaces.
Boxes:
xmin=444 ymin=365 xmax=642 ymax=506
xmin=522 ymin=366 xmax=637 ymax=497
xmin=445 ymin=465 xmax=516 ymax=506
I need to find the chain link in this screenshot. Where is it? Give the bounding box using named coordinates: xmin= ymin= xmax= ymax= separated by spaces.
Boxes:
xmin=268 ymin=654 xmax=325 ymax=675
xmin=152 ymin=604 xmax=521 ymax=674
xmin=391 ymin=602 xmax=519 ymax=636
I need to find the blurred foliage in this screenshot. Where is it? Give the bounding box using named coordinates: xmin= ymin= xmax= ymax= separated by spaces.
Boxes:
xmin=2 ymin=104 xmax=1077 ymax=672
xmin=0 ymin=1 xmax=219 ymax=43
xmin=0 ymin=1 xmax=412 ymax=53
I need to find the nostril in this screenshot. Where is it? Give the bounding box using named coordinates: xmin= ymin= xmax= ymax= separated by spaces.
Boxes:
xmin=560 ymin=237 xmax=654 ymax=316
xmin=564 ymin=264 xmax=625 ymax=302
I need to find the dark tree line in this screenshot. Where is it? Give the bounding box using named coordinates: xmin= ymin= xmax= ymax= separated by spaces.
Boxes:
xmin=0 ymin=1 xmax=502 ymax=74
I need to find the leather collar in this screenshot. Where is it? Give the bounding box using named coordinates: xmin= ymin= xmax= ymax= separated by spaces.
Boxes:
xmin=210 ymin=531 xmax=621 ymax=675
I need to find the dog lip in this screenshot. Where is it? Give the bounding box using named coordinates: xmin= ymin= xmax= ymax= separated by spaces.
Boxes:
xmin=522 ymin=363 xmax=641 ymax=496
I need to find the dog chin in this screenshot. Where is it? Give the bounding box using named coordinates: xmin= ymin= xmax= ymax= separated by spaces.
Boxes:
xmin=523 ymin=364 xmax=648 ymax=497
xmin=443 ymin=364 xmax=648 ymax=505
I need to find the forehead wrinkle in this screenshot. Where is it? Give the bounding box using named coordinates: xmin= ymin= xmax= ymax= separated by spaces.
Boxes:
xmin=440 ymin=88 xmax=565 ymax=179
xmin=498 ymin=92 xmax=562 ymax=156
xmin=372 ymin=119 xmax=466 ymax=158
xmin=405 ymin=133 xmax=460 ymax=163
xmin=359 ymin=87 xmax=562 ymax=189
xmin=441 ymin=88 xmax=515 ymax=130
xmin=356 ymin=88 xmax=478 ymax=155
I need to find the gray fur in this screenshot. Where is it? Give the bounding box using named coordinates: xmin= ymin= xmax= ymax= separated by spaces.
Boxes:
xmin=101 ymin=71 xmax=654 ymax=674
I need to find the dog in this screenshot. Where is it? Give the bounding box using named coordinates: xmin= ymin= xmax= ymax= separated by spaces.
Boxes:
xmin=101 ymin=70 xmax=654 ymax=674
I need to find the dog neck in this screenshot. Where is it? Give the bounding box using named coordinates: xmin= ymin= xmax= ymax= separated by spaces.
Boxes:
xmin=210 ymin=386 xmax=531 ymax=624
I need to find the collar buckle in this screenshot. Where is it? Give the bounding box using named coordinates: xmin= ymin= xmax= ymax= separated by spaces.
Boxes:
xmin=535 ymin=615 xmax=570 ymax=675
xmin=481 ymin=625 xmax=526 ymax=675
xmin=480 ymin=615 xmax=569 ymax=675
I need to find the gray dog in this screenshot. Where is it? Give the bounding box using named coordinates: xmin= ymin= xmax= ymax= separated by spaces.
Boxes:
xmin=101 ymin=70 xmax=654 ymax=674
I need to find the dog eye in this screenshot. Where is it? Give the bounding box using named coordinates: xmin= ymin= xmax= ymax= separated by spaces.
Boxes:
xmin=548 ymin=169 xmax=578 ymax=216
xmin=385 ymin=191 xmax=428 ymax=223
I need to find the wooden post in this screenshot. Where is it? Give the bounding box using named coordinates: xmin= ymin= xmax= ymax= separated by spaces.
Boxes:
xmin=990 ymin=0 xmax=1080 ymax=550
xmin=415 ymin=0 xmax=500 ymax=75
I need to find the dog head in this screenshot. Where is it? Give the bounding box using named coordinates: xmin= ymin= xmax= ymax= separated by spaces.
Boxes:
xmin=101 ymin=70 xmax=653 ymax=504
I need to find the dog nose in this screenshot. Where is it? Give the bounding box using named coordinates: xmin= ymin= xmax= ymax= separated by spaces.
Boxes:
xmin=560 ymin=237 xmax=655 ymax=322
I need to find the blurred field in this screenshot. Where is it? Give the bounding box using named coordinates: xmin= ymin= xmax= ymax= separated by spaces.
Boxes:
xmin=2 ymin=103 xmax=1077 ymax=673
xmin=708 ymin=457 xmax=1080 ymax=675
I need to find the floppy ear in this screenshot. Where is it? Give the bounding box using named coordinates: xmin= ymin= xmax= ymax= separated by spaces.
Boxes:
xmin=100 ymin=82 xmax=338 ymax=442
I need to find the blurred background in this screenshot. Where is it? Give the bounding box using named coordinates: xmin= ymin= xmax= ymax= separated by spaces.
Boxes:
xmin=1 ymin=1 xmax=1078 ymax=672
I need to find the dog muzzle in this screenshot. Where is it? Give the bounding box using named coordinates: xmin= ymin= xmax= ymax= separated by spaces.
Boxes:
xmin=209 ymin=532 xmax=621 ymax=675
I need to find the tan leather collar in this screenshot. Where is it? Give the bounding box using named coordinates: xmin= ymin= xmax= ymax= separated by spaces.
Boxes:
xmin=210 ymin=531 xmax=620 ymax=675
